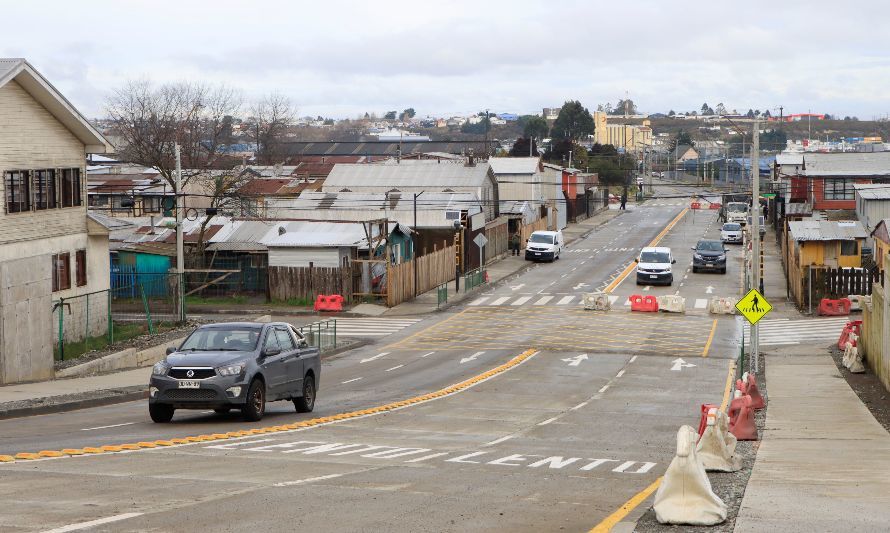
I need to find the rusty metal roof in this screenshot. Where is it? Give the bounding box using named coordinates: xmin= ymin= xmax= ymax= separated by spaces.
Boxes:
xmin=788 ymin=220 xmax=867 ymax=241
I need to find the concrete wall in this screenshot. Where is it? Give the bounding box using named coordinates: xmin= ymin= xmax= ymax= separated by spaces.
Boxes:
xmin=0 ymin=255 xmax=54 ymax=384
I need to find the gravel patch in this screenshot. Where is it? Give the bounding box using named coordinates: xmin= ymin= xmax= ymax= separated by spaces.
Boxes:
xmin=634 ymin=353 xmax=767 ymax=532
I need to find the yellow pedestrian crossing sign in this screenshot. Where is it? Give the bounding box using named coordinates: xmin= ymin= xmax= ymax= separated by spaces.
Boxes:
xmin=736 ymin=288 xmax=772 ymax=325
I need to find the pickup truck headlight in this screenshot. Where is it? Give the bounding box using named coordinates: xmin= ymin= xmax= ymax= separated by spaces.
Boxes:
xmin=152 ymin=361 xmax=170 ymax=376
xmin=217 ymin=363 xmax=245 ymax=377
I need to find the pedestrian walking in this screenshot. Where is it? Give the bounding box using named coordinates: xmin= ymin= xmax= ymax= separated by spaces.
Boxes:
xmin=510 ymin=232 xmax=521 ymax=256
xmin=620 ymin=193 xmax=627 ymax=210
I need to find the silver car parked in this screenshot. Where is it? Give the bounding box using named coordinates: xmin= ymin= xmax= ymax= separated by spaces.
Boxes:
xmin=148 ymin=322 xmax=320 ymax=423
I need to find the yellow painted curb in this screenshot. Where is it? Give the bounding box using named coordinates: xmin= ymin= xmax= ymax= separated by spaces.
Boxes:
xmin=136 ymin=442 xmax=158 ymax=448
xmin=100 ymin=445 xmax=123 ymax=452
xmin=38 ymin=451 xmax=64 ymax=458
xmin=61 ymin=449 xmax=85 ymax=455
xmin=0 ymin=455 xmax=14 ymax=462
xmin=14 ymin=453 xmax=40 ymax=460
xmin=119 ymin=444 xmax=141 ymax=451
xmin=154 ymin=440 xmax=174 ymax=446
xmin=82 ymin=447 xmax=104 ymax=454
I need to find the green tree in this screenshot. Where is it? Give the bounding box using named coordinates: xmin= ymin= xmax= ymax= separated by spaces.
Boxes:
xmin=400 ymin=108 xmax=416 ymax=120
xmin=509 ymin=137 xmax=539 ymax=157
xmin=668 ymin=110 xmax=676 ymax=117
xmin=521 ymin=115 xmax=549 ymax=140
xmin=384 ymin=110 xmax=397 ymax=120
xmin=551 ymin=100 xmax=595 ymax=141
xmin=460 ymin=115 xmax=490 ymax=134
xmin=701 ymin=103 xmax=714 ymax=115
xmin=611 ymin=99 xmax=638 ymax=115
xmin=670 ymin=129 xmax=695 ymax=151
xmin=760 ymin=129 xmax=787 ymax=150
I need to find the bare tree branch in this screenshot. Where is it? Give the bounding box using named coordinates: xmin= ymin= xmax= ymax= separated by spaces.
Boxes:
xmin=250 ymin=93 xmax=294 ymax=164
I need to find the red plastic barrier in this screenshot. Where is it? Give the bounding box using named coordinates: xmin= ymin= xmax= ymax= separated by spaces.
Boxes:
xmin=745 ymin=374 xmax=766 ymax=410
xmin=314 ymin=294 xmax=344 ymax=312
xmin=629 ymin=294 xmax=659 ymax=312
xmin=818 ymin=298 xmax=852 ymax=316
xmin=709 ymin=202 xmax=722 ymax=210
xmin=690 ymin=202 xmax=702 ymax=209
xmin=837 ymin=320 xmax=863 ymax=349
xmin=697 ymin=403 xmax=719 ymax=437
xmin=729 ymin=395 xmax=758 ymax=441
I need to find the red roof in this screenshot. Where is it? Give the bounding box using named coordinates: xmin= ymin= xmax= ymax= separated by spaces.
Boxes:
xmin=237 ymin=178 xmax=292 ymax=196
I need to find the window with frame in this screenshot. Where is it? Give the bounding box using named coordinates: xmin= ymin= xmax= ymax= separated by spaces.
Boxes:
xmin=5 ymin=171 xmax=31 ymax=213
xmin=61 ymin=168 xmax=82 ymax=207
xmin=143 ymin=196 xmax=161 ymax=213
xmin=75 ymin=249 xmax=87 ymax=287
xmin=823 ymin=178 xmax=854 ymax=200
xmin=52 ymin=252 xmax=71 ymax=292
xmin=34 ymin=169 xmax=58 ymax=210
xmin=840 ymin=240 xmax=858 ymax=256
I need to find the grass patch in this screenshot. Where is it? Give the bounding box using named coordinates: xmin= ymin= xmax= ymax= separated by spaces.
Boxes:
xmin=184 ymin=295 xmax=249 ymax=305
xmin=54 ymin=321 xmax=177 ymax=361
xmin=269 ymin=297 xmax=314 ymax=307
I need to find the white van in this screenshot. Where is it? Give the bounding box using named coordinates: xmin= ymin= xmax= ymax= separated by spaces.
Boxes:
xmin=635 ymin=246 xmax=675 ymax=285
xmin=525 ymin=230 xmax=564 ymax=262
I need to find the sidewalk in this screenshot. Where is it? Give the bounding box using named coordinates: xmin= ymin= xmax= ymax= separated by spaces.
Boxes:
xmin=384 ymin=207 xmax=624 ymax=316
xmin=734 ymin=347 xmax=890 ymax=532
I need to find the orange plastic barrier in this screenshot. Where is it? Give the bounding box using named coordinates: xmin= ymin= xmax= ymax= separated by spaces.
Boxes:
xmin=690 ymin=202 xmax=702 ymax=209
xmin=630 ymin=294 xmax=659 ymax=312
xmin=818 ymin=298 xmax=852 ymax=316
xmin=697 ymin=403 xmax=719 ymax=438
xmin=837 ymin=320 xmax=862 ymax=349
xmin=314 ymin=294 xmax=344 ymax=312
xmin=709 ymin=202 xmax=722 ymax=210
xmin=728 ymin=395 xmax=758 ymax=441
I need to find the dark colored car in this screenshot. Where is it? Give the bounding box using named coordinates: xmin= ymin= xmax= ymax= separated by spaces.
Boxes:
xmin=692 ymin=239 xmax=727 ymax=274
xmin=148 ymin=322 xmax=320 ymax=423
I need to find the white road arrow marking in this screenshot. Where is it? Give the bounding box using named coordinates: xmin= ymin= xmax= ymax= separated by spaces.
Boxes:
xmin=572 ymin=283 xmax=589 ymax=290
xmin=706 ymin=286 xmax=715 ymax=294
xmin=561 ymin=354 xmax=589 ymax=367
xmin=671 ymin=358 xmax=697 ymax=371
xmin=510 ymin=284 xmax=525 ymax=291
xmin=360 ymin=352 xmax=389 ymax=363
xmin=460 ymin=351 xmax=485 ymax=364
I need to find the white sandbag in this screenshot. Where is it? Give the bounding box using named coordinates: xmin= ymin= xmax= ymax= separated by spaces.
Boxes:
xmin=696 ymin=409 xmax=740 ymax=472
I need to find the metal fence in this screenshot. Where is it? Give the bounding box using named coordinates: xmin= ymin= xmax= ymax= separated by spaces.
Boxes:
xmin=298 ymin=319 xmax=338 ymax=352
xmin=463 ymin=268 xmax=488 ymax=292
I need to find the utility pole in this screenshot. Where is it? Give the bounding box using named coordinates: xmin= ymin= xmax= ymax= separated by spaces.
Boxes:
xmin=413 ymin=192 xmax=423 ymax=297
xmin=174 ymin=142 xmax=185 ymax=323
xmin=751 ymin=121 xmax=761 ymax=373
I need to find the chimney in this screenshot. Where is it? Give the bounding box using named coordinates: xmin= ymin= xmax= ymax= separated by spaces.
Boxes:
xmin=149 ymin=215 xmax=155 ymax=235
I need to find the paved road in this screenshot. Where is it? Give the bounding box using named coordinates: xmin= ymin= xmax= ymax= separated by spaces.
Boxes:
xmin=0 ymin=187 xmax=744 ymax=532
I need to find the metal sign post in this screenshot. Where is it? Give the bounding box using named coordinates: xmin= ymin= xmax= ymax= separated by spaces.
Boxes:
xmin=750 ymin=122 xmax=761 ymax=374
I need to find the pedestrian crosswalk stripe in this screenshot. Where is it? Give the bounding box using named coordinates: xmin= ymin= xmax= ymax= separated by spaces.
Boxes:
xmin=534 ymin=295 xmax=553 ymax=305
xmin=512 ymin=296 xmax=532 ymax=306
xmin=332 ymin=318 xmax=424 ymax=338
xmin=743 ymin=317 xmax=850 ymax=346
xmin=556 ymin=295 xmax=576 ymax=305
xmin=469 ymin=297 xmax=489 ymax=306
xmin=490 ymin=296 xmax=511 ymax=306
xmin=608 ymin=295 xmax=619 ymax=305
xmin=695 ymin=299 xmax=708 ymax=309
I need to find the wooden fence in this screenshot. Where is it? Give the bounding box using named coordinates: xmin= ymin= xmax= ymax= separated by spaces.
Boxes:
xmin=386 ymin=244 xmax=456 ymax=307
xmin=484 ymin=219 xmax=508 ymax=264
xmin=268 ymin=266 xmax=352 ymax=303
xmin=794 ymin=265 xmax=885 ymax=309
xmin=520 ymin=218 xmax=549 ymax=245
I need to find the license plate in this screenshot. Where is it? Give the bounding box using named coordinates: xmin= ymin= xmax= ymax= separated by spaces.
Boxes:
xmin=178 ymin=380 xmax=200 ymax=389
xmin=706 ymin=263 xmax=714 ymax=267
xmin=650 ymin=275 xmax=658 ymax=279
xmin=534 ymin=252 xmax=541 ymax=256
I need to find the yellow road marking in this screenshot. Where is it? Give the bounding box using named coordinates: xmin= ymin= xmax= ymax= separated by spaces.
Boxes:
xmin=589 ymin=477 xmax=663 ymax=532
xmin=0 ymin=349 xmax=539 ymax=465
xmin=604 ymin=208 xmax=689 ymax=293
xmin=588 ymin=357 xmax=737 ymax=532
xmin=702 ymin=319 xmax=718 ymax=357
xmin=384 ymin=307 xmax=471 ymax=350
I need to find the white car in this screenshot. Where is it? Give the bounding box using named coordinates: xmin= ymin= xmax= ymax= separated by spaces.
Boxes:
xmin=635 ymin=246 xmax=675 ymax=285
xmin=721 ymin=223 xmax=743 ymax=244
xmin=525 ymin=230 xmax=564 ymax=262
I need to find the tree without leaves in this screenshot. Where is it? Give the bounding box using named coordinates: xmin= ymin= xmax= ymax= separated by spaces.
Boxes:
xmin=551 ymin=100 xmax=595 ymax=141
xmin=715 ymin=103 xmax=728 ymax=116
xmin=250 ymin=93 xmax=293 ymax=164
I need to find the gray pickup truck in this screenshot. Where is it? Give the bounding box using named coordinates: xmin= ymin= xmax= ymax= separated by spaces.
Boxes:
xmin=148 ymin=322 xmax=320 ymax=423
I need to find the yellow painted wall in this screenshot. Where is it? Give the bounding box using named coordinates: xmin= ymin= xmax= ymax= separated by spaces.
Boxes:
xmin=798 ymin=240 xmax=863 ymax=268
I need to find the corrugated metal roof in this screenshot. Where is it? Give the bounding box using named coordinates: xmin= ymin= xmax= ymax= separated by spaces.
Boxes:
xmin=853 ymin=183 xmax=890 ymax=200
xmin=489 ymin=157 xmax=540 ymax=175
xmin=323 ymin=161 xmax=491 ymax=191
xmin=788 ymin=220 xmax=867 ymax=241
xmin=776 ymin=152 xmax=804 ymax=166
xmin=260 ymin=221 xmax=376 ymax=248
xmin=801 ymin=152 xmax=890 ymax=177
xmin=206 ymin=220 xmax=277 ymax=251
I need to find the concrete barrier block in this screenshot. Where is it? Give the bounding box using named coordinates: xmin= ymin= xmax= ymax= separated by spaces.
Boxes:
xmin=654 ymin=425 xmax=727 ymax=525
xmin=582 ymin=292 xmax=611 ymax=311
xmin=657 ymin=295 xmax=686 ymax=313
xmin=708 ymin=297 xmax=737 ymax=315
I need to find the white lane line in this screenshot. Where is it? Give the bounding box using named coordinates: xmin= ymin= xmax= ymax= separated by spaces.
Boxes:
xmin=481 ymin=435 xmax=515 ymax=447
xmin=538 ymin=417 xmax=559 ymax=426
xmin=571 ymin=267 xmax=577 ymax=271
xmin=360 ymin=352 xmax=389 ymax=363
xmin=385 ymin=365 xmax=404 ymax=372
xmin=695 ymin=298 xmax=708 ymax=309
xmin=80 ymin=422 xmax=136 ymax=432
xmin=616 ymin=369 xmax=626 ymax=378
xmin=469 ymin=297 xmax=490 ymax=306
xmin=598 ymin=384 xmax=610 ymax=393
xmin=420 ymin=351 xmax=436 ymax=358
xmin=273 ymin=473 xmax=346 ymax=487
xmin=512 ymin=296 xmax=532 ymax=306
xmin=556 ymin=295 xmax=575 ymax=305
xmin=534 ymin=295 xmax=554 ymax=305
xmin=571 ymin=401 xmax=589 ymax=411
xmin=490 ymin=296 xmax=511 ymax=306
xmin=42 ymin=513 xmax=144 ymax=533
xmin=629 ymin=355 xmax=638 ymax=363
xmin=341 ymin=377 xmax=363 ymax=384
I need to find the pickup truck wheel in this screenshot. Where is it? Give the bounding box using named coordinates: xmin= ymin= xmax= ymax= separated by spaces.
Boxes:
xmin=294 ymin=375 xmax=316 ymax=413
xmin=242 ymin=380 xmax=265 ymax=422
xmin=149 ymin=403 xmax=174 ymax=423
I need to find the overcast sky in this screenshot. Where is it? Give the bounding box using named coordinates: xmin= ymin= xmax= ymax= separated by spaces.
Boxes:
xmin=3 ymin=1 xmax=889 ymax=120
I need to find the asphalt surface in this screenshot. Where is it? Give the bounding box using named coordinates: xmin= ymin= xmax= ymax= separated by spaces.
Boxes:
xmin=0 ymin=184 xmax=745 ymax=532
